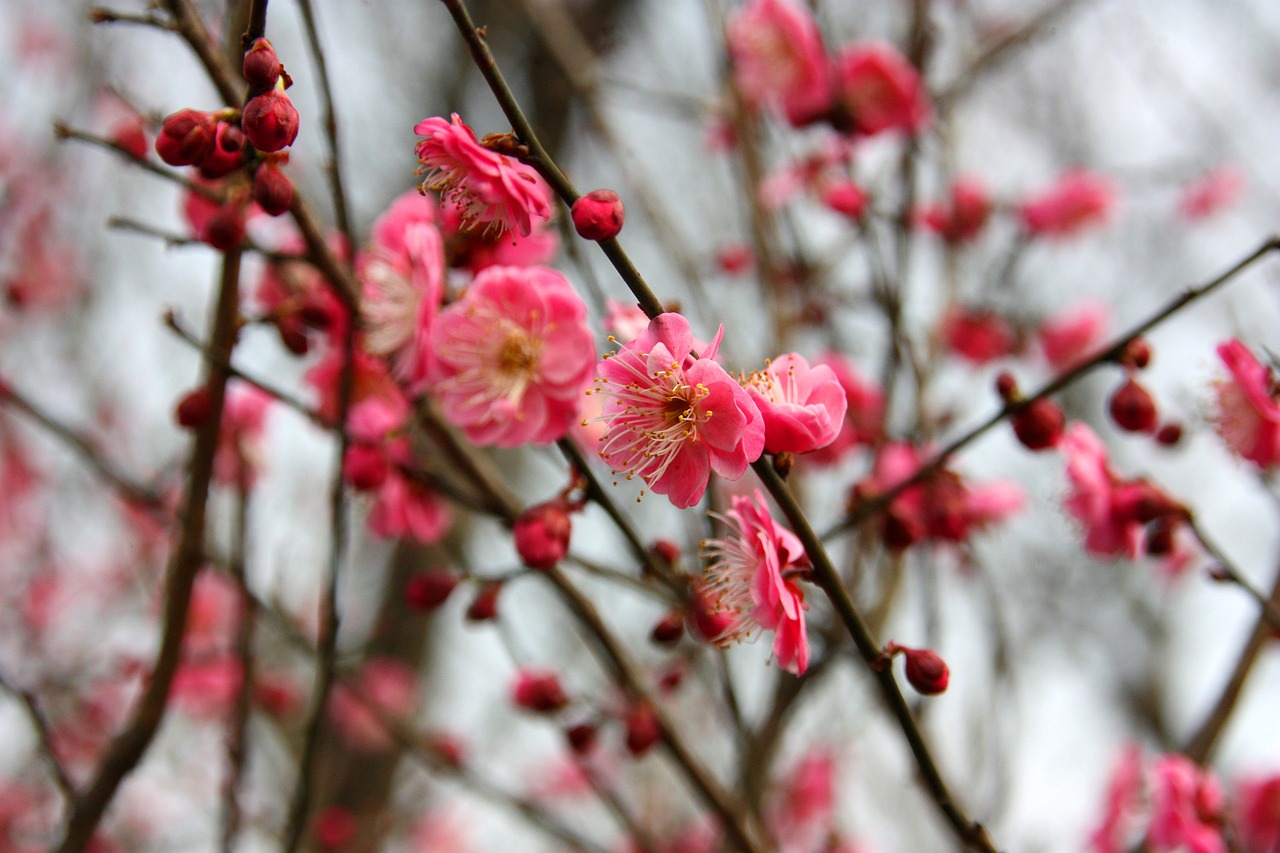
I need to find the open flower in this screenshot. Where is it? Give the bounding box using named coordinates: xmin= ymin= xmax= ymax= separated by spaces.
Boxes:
xmin=1213 ymin=338 xmax=1280 ymax=469
xmin=835 ymin=41 xmax=931 ymax=136
xmin=1019 ymin=170 xmax=1115 ymax=238
xmin=430 ymin=265 xmax=595 ymax=447
xmin=701 ymin=489 xmax=809 ymax=674
xmin=744 ymin=352 xmax=847 ymax=455
xmin=590 ymin=312 xmax=764 ymax=508
xmin=413 ymin=113 xmax=551 ymax=237
xmin=727 ymin=0 xmax=834 ymax=126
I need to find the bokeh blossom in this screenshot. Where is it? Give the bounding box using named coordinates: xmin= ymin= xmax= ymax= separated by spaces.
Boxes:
xmin=727 ymin=0 xmax=833 ymax=126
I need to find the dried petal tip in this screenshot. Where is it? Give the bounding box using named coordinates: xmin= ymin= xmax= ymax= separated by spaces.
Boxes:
xmin=890 ymin=644 xmax=949 ymax=695
xmin=242 ymin=38 xmax=282 ymax=91
xmin=242 ymin=90 xmax=299 ymax=153
xmin=571 ymin=189 xmax=625 ymax=241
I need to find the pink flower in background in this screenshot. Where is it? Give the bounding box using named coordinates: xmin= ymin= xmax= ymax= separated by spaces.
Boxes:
xmin=1213 ymin=339 xmax=1280 ymax=469
xmin=183 ymin=570 xmax=241 ymax=657
xmin=1148 ymin=755 xmax=1225 ymax=853
xmin=1038 ymin=300 xmax=1110 ymax=371
xmin=367 ymin=440 xmax=451 ymax=544
xmin=701 ymin=489 xmax=810 ymax=675
xmin=213 ymin=383 xmax=274 ymax=488
xmin=1060 ymin=423 xmax=1180 ymax=559
xmin=1019 ymin=170 xmax=1116 ymax=237
xmin=940 ymin=306 xmax=1017 ymax=364
xmin=1178 ymin=165 xmax=1244 ymax=221
xmin=808 ymin=351 xmax=884 ymax=464
xmin=254 ymin=229 xmax=352 ymax=353
xmin=605 ymin=298 xmax=650 ymax=344
xmin=768 ymin=750 xmax=836 ymax=851
xmin=835 ymin=42 xmax=931 ymax=136
xmin=745 ymin=352 xmax=847 ymax=454
xmin=919 ymin=177 xmax=992 ymax=245
xmin=330 ymin=658 xmax=418 ymax=752
xmin=727 ymin=0 xmax=834 ymax=126
xmin=170 ymin=657 xmax=242 ymax=720
xmin=430 ymin=265 xmax=594 ymax=447
xmin=591 ymin=313 xmax=764 ymax=508
xmin=1089 ymin=745 xmax=1144 ymax=853
xmin=1234 ymin=773 xmax=1280 ymax=853
xmin=305 ymin=347 xmax=410 ymax=430
xmin=414 ymin=114 xmax=551 ymax=237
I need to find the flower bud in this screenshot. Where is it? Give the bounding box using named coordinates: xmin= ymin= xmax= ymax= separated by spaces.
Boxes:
xmin=898 ymin=645 xmax=949 ymax=695
xmin=1109 ymin=376 xmax=1158 ymax=433
xmin=242 ymin=90 xmax=299 ymax=153
xmin=155 ymin=109 xmax=218 ymax=166
xmin=513 ymin=498 xmax=572 ymax=571
xmin=511 ymin=670 xmax=569 ymax=714
xmin=1156 ymin=423 xmax=1183 ymax=447
xmin=650 ymin=539 xmax=681 ymax=566
xmin=1012 ymin=397 xmax=1065 ymax=451
xmin=465 ymin=581 xmax=501 ymax=621
xmin=404 ymin=570 xmax=460 ymax=612
xmin=565 ymin=722 xmax=598 ymax=755
xmin=426 ymin=731 xmax=464 ymax=768
xmin=624 ymin=702 xmax=661 ymax=757
xmin=342 ymin=443 xmax=389 ymax=491
xmin=198 ymin=123 xmax=245 ymax=179
xmin=994 ymin=371 xmax=1018 ymax=402
xmin=821 ymin=180 xmax=867 ymax=219
xmin=201 ymin=202 xmax=247 ymax=252
xmin=110 ymin=117 xmax=148 ymax=160
xmin=649 ymin=610 xmax=684 ymax=645
xmin=314 ymin=806 xmax=355 ymax=849
xmin=175 ymin=386 xmax=214 ymax=429
xmin=571 ymin=189 xmax=625 ymax=241
xmin=717 ymin=243 xmax=754 ymax=275
xmin=1120 ymin=337 xmax=1152 ymax=370
xmin=253 ymin=163 xmax=294 ymax=216
xmin=242 ymin=37 xmax=282 ymax=91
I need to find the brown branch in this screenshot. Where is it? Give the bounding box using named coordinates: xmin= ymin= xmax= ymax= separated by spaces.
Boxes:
xmin=1183 ymin=515 xmax=1280 ymax=634
xmin=220 ymin=483 xmax=255 ymax=853
xmin=0 ymin=670 xmax=77 ymax=802
xmin=55 ymin=247 xmax=244 ymax=853
xmin=295 ymin=0 xmax=355 ymax=250
xmin=53 ymin=124 xmax=224 ymax=202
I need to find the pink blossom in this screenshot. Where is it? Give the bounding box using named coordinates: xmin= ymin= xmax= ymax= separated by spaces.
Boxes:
xmin=605 ymin=298 xmax=650 ymax=344
xmin=807 ymin=351 xmax=884 ymax=464
xmin=410 ymin=809 xmax=474 ymax=853
xmin=1039 ymin=300 xmax=1110 ymax=371
xmin=329 ymin=658 xmax=418 ymax=752
xmin=358 ymin=219 xmax=444 ymax=392
xmin=367 ymin=439 xmax=451 ymax=544
xmin=1088 ymin=745 xmax=1144 ymax=853
xmin=1234 ymin=773 xmax=1280 ymax=853
xmin=727 ymin=0 xmax=834 ymax=126
xmin=919 ymin=177 xmax=992 ymax=244
xmin=170 ymin=657 xmax=242 ymax=720
xmin=254 ymin=229 xmax=352 ymax=353
xmin=1019 ymin=170 xmax=1116 ymax=238
xmin=940 ymin=306 xmax=1017 ymax=364
xmin=591 ymin=313 xmax=765 ymax=508
xmin=1148 ymin=756 xmax=1226 ymax=853
xmin=414 ymin=114 xmax=552 ymax=237
xmin=745 ymin=352 xmax=848 ymax=455
xmin=439 ymin=201 xmax=560 ymax=273
xmin=1213 ymin=339 xmax=1280 ymax=469
xmin=1060 ymin=423 xmax=1180 ymax=559
xmin=701 ymin=489 xmax=810 ymax=675
xmin=213 ymin=383 xmax=274 ymax=488
xmin=768 ymin=750 xmax=836 ymax=851
xmin=758 ymin=136 xmax=853 ymax=209
xmin=430 ymin=265 xmax=595 ymax=447
xmin=305 ymin=347 xmax=410 ymax=430
xmin=835 ymin=42 xmax=931 ymax=136
xmin=1178 ymin=165 xmax=1245 ymax=222
xmin=183 ymin=570 xmax=241 ymax=657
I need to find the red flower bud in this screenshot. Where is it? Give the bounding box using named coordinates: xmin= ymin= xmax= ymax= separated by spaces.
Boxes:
xmin=623 ymin=702 xmax=661 ymax=757
xmin=175 ymin=386 xmax=214 ymax=429
xmin=404 ymin=570 xmax=460 ymax=612
xmin=513 ymin=499 xmax=573 ymax=571
xmin=242 ymin=37 xmax=282 ymax=91
xmin=650 ymin=539 xmax=681 ymax=566
xmin=1120 ymin=337 xmax=1152 ymax=370
xmin=253 ymin=163 xmax=294 ymax=217
xmin=511 ymin=670 xmax=569 ymax=714
xmin=1109 ymin=376 xmax=1158 ymax=433
xmin=198 ymin=123 xmax=245 ymax=179
xmin=994 ymin=371 xmax=1019 ymax=402
xmin=110 ymin=117 xmax=148 ymax=160
xmin=342 ymin=443 xmax=389 ymax=491
xmin=465 ymin=582 xmax=501 ymax=621
xmin=242 ymin=90 xmax=299 ymax=153
xmin=201 ymin=203 xmax=247 ymax=252
xmin=649 ymin=610 xmax=684 ymax=645
xmin=425 ymin=732 xmax=465 ymax=768
xmin=897 ymin=645 xmax=949 ymax=695
xmin=1012 ymin=397 xmax=1065 ymax=451
xmin=155 ymin=109 xmax=218 ymax=166
xmin=1156 ymin=423 xmax=1183 ymax=447
xmin=821 ymin=180 xmax=867 ymax=219
xmin=314 ymin=806 xmax=355 ymax=849
xmin=565 ymin=722 xmax=598 ymax=755
xmin=717 ymin=242 xmax=755 ymax=275
xmin=571 ymin=189 xmax=625 ymax=241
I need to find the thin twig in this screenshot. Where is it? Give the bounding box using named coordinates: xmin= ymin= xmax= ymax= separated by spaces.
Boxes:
xmin=220 ymin=484 xmax=255 ymax=853
xmin=1183 ymin=515 xmax=1280 ymax=633
xmin=295 ymin=0 xmax=355 ymax=251
xmin=0 ymin=669 xmax=77 ymax=802
xmin=89 ymin=7 xmax=176 ymax=30
xmin=54 ymin=124 xmax=224 ymax=202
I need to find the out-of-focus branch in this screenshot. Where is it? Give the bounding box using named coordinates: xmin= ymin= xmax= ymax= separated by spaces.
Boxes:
xmin=1183 ymin=515 xmax=1280 ymax=633
xmin=53 ymin=124 xmax=224 ymax=202
xmin=825 ymin=236 xmax=1280 ymax=540
xmin=0 ymin=669 xmax=77 ymax=802
xmin=295 ymin=0 xmax=355 ymax=250
xmin=88 ymin=7 xmax=175 ymax=30
xmin=55 ymin=246 xmax=244 ymax=853
xmin=220 ymin=484 xmax=254 ymax=853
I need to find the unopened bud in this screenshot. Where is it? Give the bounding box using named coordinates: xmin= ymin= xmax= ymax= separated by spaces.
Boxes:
xmin=649 ymin=610 xmax=684 ymax=645
xmin=175 ymin=386 xmax=214 ymax=429
xmin=511 ymin=670 xmax=569 ymax=714
xmin=241 ymin=90 xmax=299 ymax=153
xmin=465 ymin=581 xmax=501 ymax=621
xmin=995 ymin=371 xmax=1019 ymax=402
xmin=821 ymin=180 xmax=867 ymax=219
xmin=565 ymin=722 xmax=598 ymax=755
xmin=650 ymin=539 xmax=680 ymax=566
xmin=253 ymin=163 xmax=294 ymax=216
xmin=242 ymin=37 xmax=282 ymax=91
xmin=895 ymin=644 xmax=950 ymax=695
xmin=571 ymin=189 xmax=625 ymax=241
xmin=342 ymin=443 xmax=389 ymax=491
xmin=1156 ymin=423 xmax=1183 ymax=447
xmin=623 ymin=702 xmax=661 ymax=757
xmin=155 ymin=108 xmax=217 ymax=166
xmin=110 ymin=117 xmax=148 ymax=160
xmin=1109 ymin=376 xmax=1158 ymax=433
xmin=201 ymin=203 xmax=247 ymax=252
xmin=1120 ymin=338 xmax=1152 ymax=370
xmin=1012 ymin=397 xmax=1065 ymax=451
xmin=404 ymin=570 xmax=460 ymax=612
xmin=513 ymin=498 xmax=573 ymax=571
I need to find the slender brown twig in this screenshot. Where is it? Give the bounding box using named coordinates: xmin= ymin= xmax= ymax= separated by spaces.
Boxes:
xmin=0 ymin=669 xmax=77 ymax=802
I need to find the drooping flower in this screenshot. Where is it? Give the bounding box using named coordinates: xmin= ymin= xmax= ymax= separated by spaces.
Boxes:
xmin=744 ymin=352 xmax=847 ymax=455
xmin=727 ymin=0 xmax=834 ymax=126
xmin=834 ymin=41 xmax=931 ymax=136
xmin=700 ymin=489 xmax=810 ymax=675
xmin=590 ymin=313 xmax=765 ymax=508
xmin=1019 ymin=170 xmax=1116 ymax=238
xmin=430 ymin=265 xmax=595 ymax=447
xmin=413 ymin=114 xmax=551 ymax=237
xmin=1213 ymin=339 xmax=1280 ymax=469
